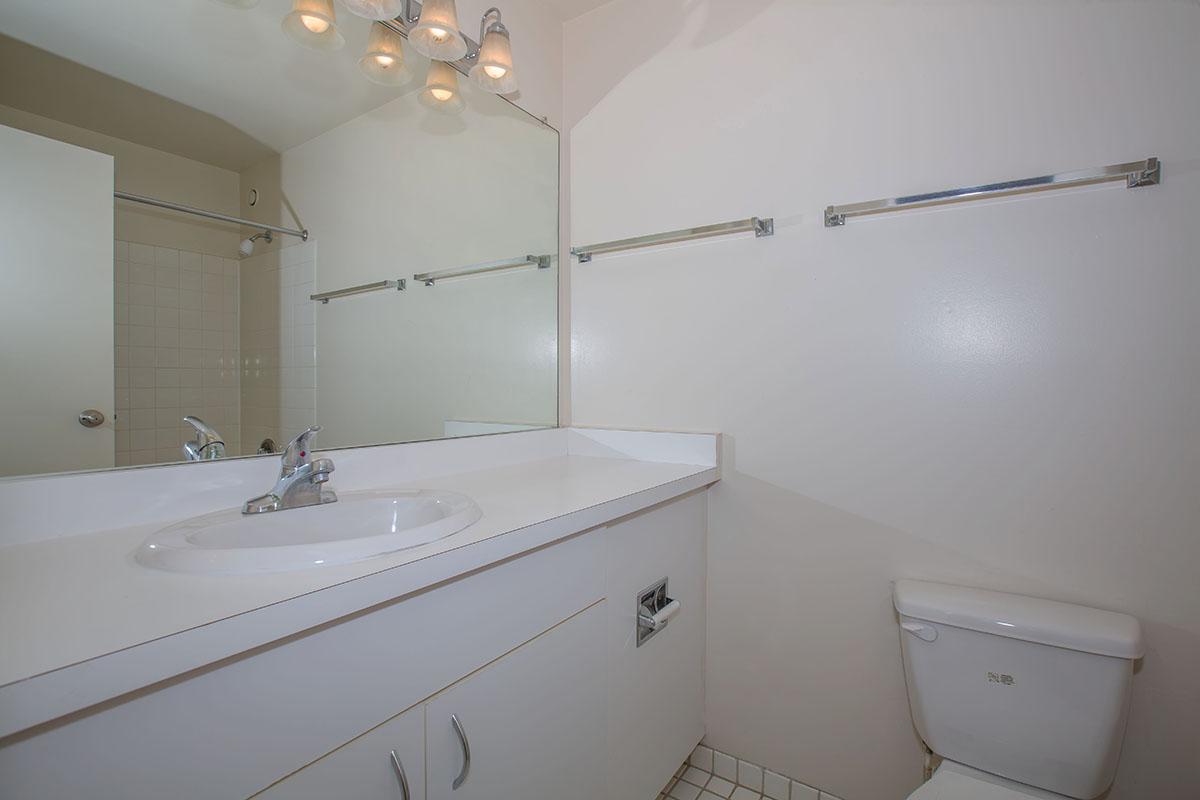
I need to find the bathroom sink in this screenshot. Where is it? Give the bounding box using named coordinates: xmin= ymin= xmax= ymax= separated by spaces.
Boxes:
xmin=135 ymin=489 xmax=482 ymax=575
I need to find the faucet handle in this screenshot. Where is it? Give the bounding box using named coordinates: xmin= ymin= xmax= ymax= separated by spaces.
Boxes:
xmin=184 ymin=415 xmax=223 ymax=444
xmin=182 ymin=416 xmax=225 ymax=462
xmin=281 ymin=425 xmax=322 ymax=473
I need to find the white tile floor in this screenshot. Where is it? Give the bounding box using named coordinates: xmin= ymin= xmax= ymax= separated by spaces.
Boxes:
xmin=658 ymin=761 xmax=746 ymax=800
xmin=657 ymin=746 xmax=836 ymax=800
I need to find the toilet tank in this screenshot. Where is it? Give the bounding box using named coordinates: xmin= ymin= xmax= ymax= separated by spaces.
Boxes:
xmin=894 ymin=580 xmax=1143 ymax=799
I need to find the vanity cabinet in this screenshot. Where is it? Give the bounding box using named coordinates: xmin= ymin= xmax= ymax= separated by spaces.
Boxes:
xmin=0 ymin=530 xmax=602 ymax=800
xmin=260 ymin=604 xmax=606 ymax=800
xmin=0 ymin=491 xmax=706 ymax=800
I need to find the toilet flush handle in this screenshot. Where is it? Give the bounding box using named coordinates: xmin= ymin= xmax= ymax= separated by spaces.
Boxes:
xmin=901 ymin=621 xmax=938 ymax=642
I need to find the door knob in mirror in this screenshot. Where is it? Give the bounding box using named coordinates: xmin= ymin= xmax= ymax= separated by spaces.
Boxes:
xmin=78 ymin=409 xmax=105 ymax=428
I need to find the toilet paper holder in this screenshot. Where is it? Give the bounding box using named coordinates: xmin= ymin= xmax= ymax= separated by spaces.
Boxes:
xmin=637 ymin=577 xmax=681 ymax=647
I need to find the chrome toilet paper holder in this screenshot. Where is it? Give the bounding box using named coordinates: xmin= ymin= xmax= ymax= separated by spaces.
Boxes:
xmin=637 ymin=577 xmax=682 ymax=647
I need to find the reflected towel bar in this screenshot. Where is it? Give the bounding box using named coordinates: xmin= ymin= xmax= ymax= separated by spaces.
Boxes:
xmin=115 ymin=191 xmax=309 ymax=240
xmin=571 ymin=217 xmax=774 ymax=263
xmin=310 ymin=279 xmax=405 ymax=304
xmin=415 ymin=255 xmax=552 ymax=286
xmin=824 ymin=157 xmax=1161 ymax=227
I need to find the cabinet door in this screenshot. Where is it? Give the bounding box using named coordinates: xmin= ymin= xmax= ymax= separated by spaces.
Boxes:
xmin=426 ymin=602 xmax=606 ymax=800
xmin=256 ymin=705 xmax=424 ymax=800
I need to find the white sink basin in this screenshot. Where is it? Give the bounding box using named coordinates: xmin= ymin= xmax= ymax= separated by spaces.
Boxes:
xmin=135 ymin=489 xmax=482 ymax=575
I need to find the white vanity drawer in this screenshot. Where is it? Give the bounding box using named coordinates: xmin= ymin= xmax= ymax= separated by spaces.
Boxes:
xmin=256 ymin=706 xmax=424 ymax=800
xmin=0 ymin=529 xmax=604 ymax=800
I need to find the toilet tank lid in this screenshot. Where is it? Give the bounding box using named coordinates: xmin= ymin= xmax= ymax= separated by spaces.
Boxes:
xmin=894 ymin=580 xmax=1144 ymax=659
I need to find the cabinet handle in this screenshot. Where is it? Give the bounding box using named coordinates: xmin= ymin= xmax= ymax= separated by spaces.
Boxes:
xmin=450 ymin=714 xmax=471 ymax=790
xmin=389 ymin=750 xmax=411 ymax=800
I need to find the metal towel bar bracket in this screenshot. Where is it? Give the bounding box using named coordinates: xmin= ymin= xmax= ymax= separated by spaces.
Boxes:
xmin=824 ymin=157 xmax=1161 ymax=227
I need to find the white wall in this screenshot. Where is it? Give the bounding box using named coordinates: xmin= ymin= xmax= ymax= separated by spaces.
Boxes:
xmin=565 ymin=2 xmax=1200 ymax=799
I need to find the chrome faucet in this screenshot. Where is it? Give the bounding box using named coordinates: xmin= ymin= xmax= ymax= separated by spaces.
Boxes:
xmin=183 ymin=416 xmax=225 ymax=462
xmin=242 ymin=426 xmax=337 ymax=515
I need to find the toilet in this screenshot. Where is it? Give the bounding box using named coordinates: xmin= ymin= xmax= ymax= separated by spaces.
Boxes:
xmin=894 ymin=580 xmax=1143 ymax=800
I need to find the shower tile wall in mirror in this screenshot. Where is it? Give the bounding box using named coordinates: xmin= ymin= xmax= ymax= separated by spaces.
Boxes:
xmin=0 ymin=0 xmax=558 ymax=479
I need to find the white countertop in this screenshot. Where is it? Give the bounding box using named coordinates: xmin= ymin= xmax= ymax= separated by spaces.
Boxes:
xmin=0 ymin=428 xmax=719 ymax=737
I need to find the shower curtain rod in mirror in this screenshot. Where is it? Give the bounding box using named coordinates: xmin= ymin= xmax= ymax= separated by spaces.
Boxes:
xmin=115 ymin=191 xmax=309 ymax=241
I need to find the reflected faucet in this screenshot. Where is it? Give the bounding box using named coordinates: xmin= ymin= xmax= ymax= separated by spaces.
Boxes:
xmin=183 ymin=416 xmax=225 ymax=461
xmin=243 ymin=426 xmax=337 ymax=515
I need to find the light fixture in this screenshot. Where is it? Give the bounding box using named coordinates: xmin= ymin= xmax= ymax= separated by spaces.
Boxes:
xmin=468 ymin=8 xmax=516 ymax=94
xmin=359 ymin=22 xmax=412 ymax=86
xmin=409 ymin=0 xmax=468 ymax=62
xmin=339 ymin=0 xmax=404 ymax=20
xmin=419 ymin=60 xmax=465 ymax=114
xmin=282 ymin=0 xmax=345 ymax=51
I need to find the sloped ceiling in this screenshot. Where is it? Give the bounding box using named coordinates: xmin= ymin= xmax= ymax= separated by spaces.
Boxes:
xmin=0 ymin=34 xmax=277 ymax=171
xmin=538 ymin=0 xmax=614 ymax=22
xmin=0 ymin=0 xmax=425 ymax=164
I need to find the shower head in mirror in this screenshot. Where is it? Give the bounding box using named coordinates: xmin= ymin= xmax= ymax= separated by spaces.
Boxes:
xmin=239 ymin=230 xmax=273 ymax=257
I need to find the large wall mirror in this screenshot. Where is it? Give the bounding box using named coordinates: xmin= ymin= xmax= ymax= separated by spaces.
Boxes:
xmin=0 ymin=0 xmax=558 ymax=479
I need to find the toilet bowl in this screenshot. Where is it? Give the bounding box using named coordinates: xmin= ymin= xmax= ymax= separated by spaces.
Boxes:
xmin=908 ymin=760 xmax=1077 ymax=800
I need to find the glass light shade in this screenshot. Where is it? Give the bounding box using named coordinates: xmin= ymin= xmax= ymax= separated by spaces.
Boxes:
xmin=282 ymin=0 xmax=345 ymax=51
xmin=339 ymin=0 xmax=403 ymax=20
xmin=409 ymin=0 xmax=468 ymax=61
xmin=358 ymin=23 xmax=412 ymax=86
xmin=419 ymin=61 xmax=465 ymax=114
xmin=469 ymin=27 xmax=516 ymax=94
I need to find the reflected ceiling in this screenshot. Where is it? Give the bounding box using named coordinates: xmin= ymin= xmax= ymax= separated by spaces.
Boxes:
xmin=0 ymin=0 xmax=418 ymax=156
